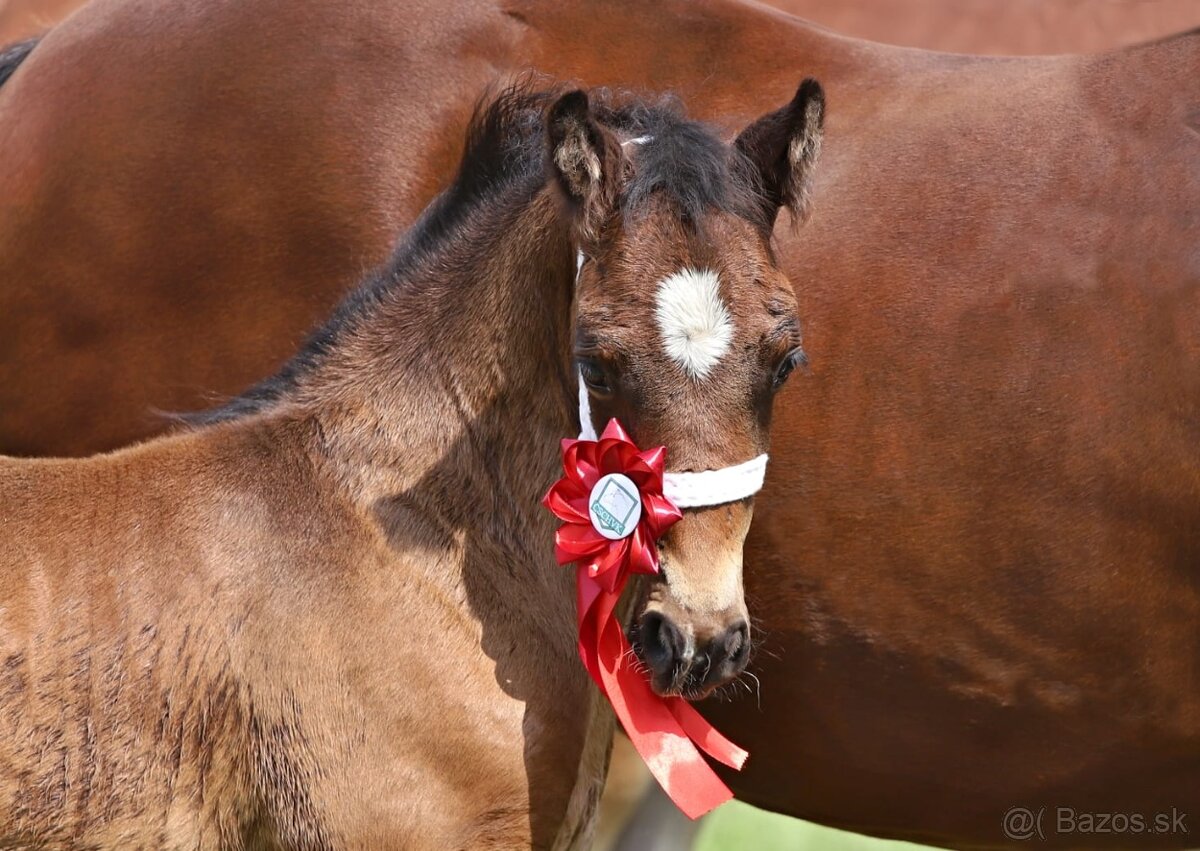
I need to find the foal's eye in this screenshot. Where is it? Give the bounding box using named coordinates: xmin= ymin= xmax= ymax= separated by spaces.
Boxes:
xmin=773 ymin=348 xmax=807 ymax=389
xmin=578 ymin=359 xmax=613 ymax=396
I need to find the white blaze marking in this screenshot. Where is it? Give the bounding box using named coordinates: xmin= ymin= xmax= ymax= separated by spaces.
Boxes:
xmin=653 ymin=269 xmax=733 ymax=380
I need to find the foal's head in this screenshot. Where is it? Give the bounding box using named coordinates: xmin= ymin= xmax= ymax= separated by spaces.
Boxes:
xmin=547 ymin=82 xmax=825 ymax=698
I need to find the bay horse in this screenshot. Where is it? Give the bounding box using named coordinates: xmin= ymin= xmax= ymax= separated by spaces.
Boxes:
xmin=0 ymin=80 xmax=824 ymax=848
xmin=0 ymin=0 xmax=1198 ymax=847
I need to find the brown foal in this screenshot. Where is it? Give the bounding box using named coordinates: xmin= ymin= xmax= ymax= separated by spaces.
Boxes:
xmin=1 ymin=0 xmax=1198 ymax=845
xmin=0 ymin=81 xmax=823 ymax=849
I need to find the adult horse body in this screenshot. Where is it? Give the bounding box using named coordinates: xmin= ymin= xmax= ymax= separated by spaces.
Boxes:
xmin=0 ymin=0 xmax=1197 ymax=847
xmin=5 ymin=0 xmax=1200 ymax=55
xmin=0 ymin=83 xmax=823 ymax=847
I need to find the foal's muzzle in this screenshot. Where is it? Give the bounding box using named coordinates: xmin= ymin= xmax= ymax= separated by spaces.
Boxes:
xmin=634 ymin=612 xmax=751 ymax=699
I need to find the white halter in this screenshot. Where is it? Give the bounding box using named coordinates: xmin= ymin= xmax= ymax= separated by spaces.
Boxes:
xmin=574 ymin=251 xmax=769 ymax=509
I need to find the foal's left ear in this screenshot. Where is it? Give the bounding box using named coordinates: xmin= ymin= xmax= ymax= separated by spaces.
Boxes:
xmin=734 ymin=78 xmax=825 ymax=228
xmin=547 ymin=89 xmax=620 ymax=241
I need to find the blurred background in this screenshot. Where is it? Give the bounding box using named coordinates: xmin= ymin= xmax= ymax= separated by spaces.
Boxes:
xmin=3 ymin=0 xmax=1196 ymax=848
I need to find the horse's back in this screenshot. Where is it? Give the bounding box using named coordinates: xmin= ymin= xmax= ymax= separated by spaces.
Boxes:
xmin=0 ymin=0 xmax=494 ymax=456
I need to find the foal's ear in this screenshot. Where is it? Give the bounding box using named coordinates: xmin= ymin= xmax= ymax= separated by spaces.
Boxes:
xmin=547 ymin=89 xmax=619 ymax=241
xmin=734 ymin=78 xmax=825 ymax=228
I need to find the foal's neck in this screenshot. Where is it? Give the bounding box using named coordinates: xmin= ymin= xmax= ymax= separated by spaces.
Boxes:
xmin=306 ymin=186 xmax=578 ymax=557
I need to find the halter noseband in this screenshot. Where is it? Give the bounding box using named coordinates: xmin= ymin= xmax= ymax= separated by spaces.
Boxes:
xmin=574 ymin=252 xmax=769 ymax=509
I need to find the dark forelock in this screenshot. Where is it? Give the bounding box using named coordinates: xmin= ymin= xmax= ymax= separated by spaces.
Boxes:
xmin=593 ymin=93 xmax=767 ymax=230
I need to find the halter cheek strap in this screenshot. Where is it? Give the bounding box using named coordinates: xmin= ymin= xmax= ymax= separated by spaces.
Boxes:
xmin=574 ymin=252 xmax=769 ymax=509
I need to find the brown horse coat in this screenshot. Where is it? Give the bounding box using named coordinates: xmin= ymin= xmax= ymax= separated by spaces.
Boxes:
xmin=0 ymin=77 xmax=825 ymax=849
xmin=5 ymin=0 xmax=1200 ymax=54
xmin=0 ymin=92 xmax=609 ymax=851
xmin=0 ymin=0 xmax=1197 ymax=846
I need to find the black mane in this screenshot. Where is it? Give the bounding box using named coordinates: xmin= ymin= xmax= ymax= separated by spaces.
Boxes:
xmin=184 ymin=81 xmax=763 ymax=425
xmin=183 ymin=82 xmax=556 ymax=425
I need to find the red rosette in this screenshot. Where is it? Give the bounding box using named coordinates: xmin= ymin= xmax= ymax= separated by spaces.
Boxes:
xmin=543 ymin=419 xmax=682 ymax=588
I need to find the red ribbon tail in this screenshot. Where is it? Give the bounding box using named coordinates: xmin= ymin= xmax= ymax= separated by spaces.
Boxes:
xmin=575 ymin=568 xmax=745 ymax=820
xmin=665 ymin=697 xmax=749 ymax=770
xmin=600 ymin=622 xmax=736 ymax=819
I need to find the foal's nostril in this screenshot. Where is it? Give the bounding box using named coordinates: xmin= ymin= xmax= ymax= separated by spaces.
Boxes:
xmin=723 ymin=620 xmax=751 ymax=668
xmin=636 ymin=615 xmax=751 ymax=695
xmin=638 ymin=611 xmax=687 ymax=675
xmin=691 ymin=620 xmax=750 ymax=690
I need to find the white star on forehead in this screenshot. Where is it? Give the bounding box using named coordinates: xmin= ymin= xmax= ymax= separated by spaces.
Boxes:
xmin=653 ymin=268 xmax=733 ymax=380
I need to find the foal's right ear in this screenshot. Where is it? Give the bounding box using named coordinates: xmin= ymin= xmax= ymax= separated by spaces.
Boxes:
xmin=547 ymin=89 xmax=619 ymax=241
xmin=734 ymin=78 xmax=825 ymax=228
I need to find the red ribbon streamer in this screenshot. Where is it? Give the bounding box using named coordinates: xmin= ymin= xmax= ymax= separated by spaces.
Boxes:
xmin=542 ymin=419 xmax=748 ymax=819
